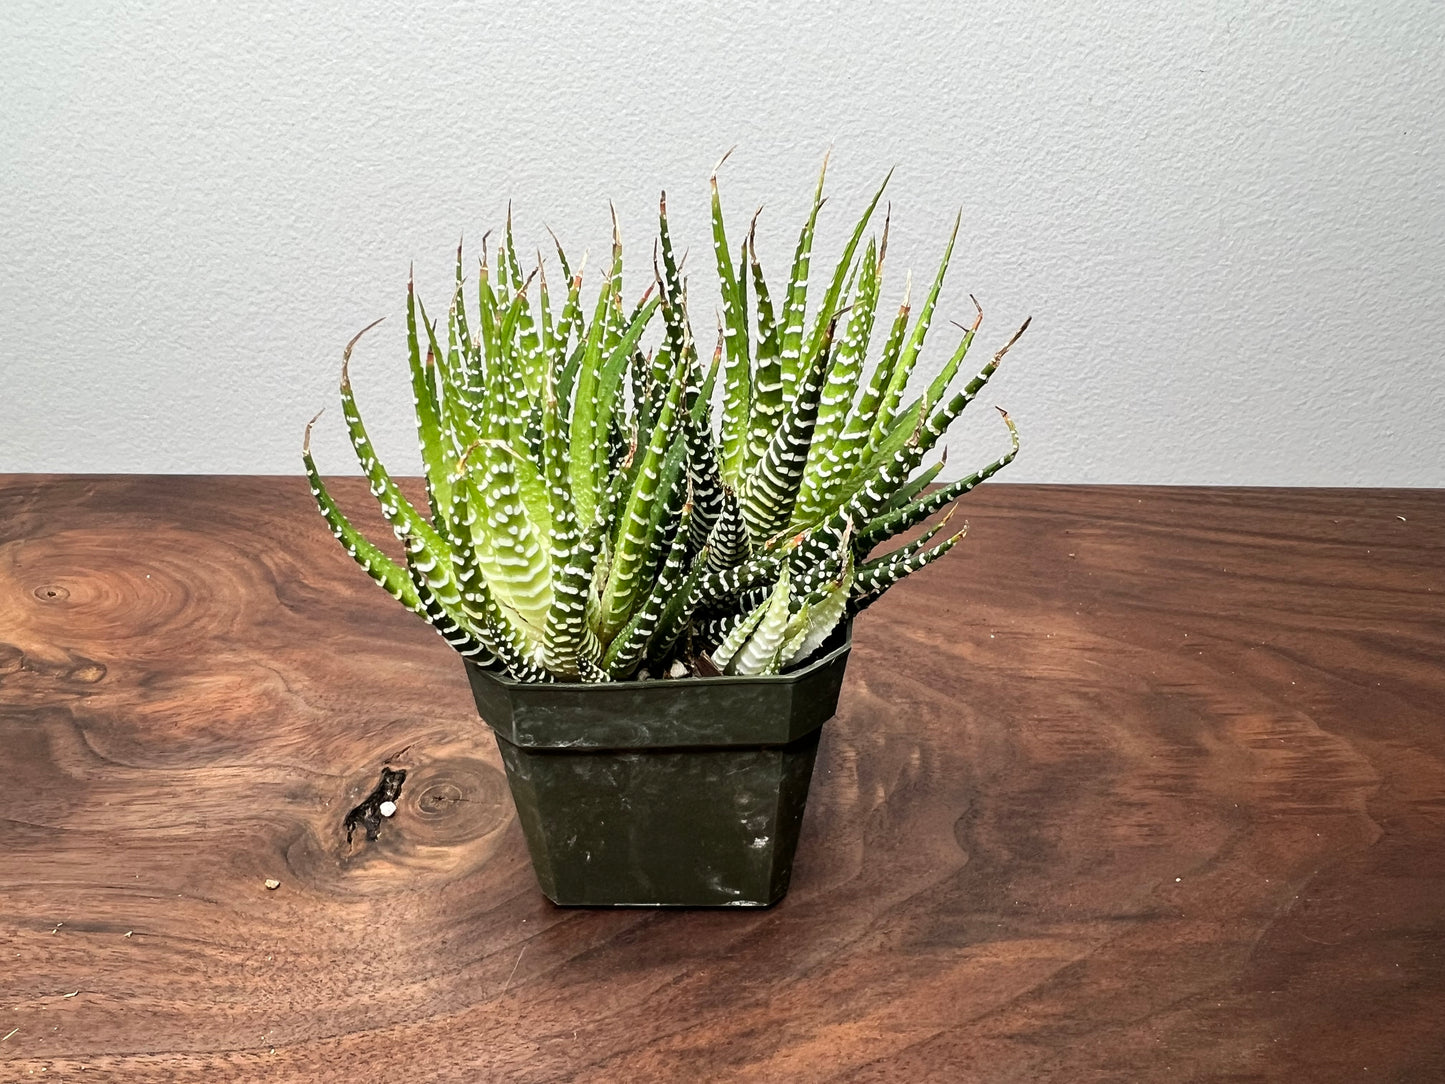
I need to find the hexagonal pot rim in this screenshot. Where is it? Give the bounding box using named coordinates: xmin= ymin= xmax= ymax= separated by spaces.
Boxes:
xmin=467 ymin=623 xmax=853 ymax=692
xmin=463 ymin=619 xmax=854 ymax=751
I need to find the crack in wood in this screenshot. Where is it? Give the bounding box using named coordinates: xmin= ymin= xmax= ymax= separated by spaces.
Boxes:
xmin=344 ymin=767 xmax=407 ymax=845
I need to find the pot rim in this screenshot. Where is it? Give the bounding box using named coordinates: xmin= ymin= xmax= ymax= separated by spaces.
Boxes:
xmin=466 ymin=618 xmax=853 ymax=691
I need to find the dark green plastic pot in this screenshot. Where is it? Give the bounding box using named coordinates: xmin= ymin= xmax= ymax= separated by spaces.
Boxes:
xmin=463 ymin=623 xmax=852 ymax=907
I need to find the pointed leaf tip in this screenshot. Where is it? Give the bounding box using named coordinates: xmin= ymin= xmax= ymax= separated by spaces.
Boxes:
xmin=302 ymin=408 xmax=325 ymax=452
xmin=711 ymin=145 xmax=737 ymax=179
xmin=343 ymin=316 xmax=386 ymax=362
xmin=747 ymin=205 xmax=764 ymax=243
xmin=994 ymin=317 xmax=1031 ymax=363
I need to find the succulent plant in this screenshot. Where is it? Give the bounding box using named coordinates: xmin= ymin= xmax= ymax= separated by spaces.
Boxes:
xmin=303 ymin=158 xmax=1027 ymax=683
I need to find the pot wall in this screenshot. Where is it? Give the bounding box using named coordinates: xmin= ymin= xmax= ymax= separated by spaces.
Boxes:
xmin=464 ymin=625 xmax=852 ymax=907
xmin=495 ymin=730 xmax=823 ymax=907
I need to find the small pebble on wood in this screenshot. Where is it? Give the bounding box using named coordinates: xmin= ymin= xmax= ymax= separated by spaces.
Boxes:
xmin=379 ymin=801 xmax=397 ymax=818
xmin=264 ymin=879 xmax=280 ymax=890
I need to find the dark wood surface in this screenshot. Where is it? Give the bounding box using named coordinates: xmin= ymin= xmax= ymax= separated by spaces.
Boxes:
xmin=2 ymin=477 xmax=1443 ymax=1082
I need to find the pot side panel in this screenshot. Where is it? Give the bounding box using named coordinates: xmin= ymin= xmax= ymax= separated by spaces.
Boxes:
xmin=494 ymin=731 xmax=823 ymax=907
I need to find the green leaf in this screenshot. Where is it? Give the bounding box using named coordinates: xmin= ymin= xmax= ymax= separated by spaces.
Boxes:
xmin=475 ymin=242 xmax=498 ymax=362
xmin=778 ymin=551 xmax=852 ymax=668
xmin=726 ymin=569 xmax=793 ymax=675
xmin=851 ymin=519 xmax=967 ymax=613
xmin=709 ymin=161 xmax=751 ymax=395
xmin=792 ymin=233 xmax=883 ymax=527
xmin=418 ymin=295 xmax=480 ymax=461
xmin=873 ymin=212 xmax=961 ymax=443
xmin=335 ymin=322 xmax=459 ymax=605
xmin=406 ymin=273 xmax=455 ymax=529
xmin=799 ymin=169 xmax=890 ymax=374
xmin=602 ymin=499 xmax=695 ymax=678
xmin=593 ymin=295 xmax=662 ymax=487
xmin=596 ymin=365 xmax=684 ymax=643
xmin=568 ymin=232 xmax=625 ymax=527
xmin=860 ymin=410 xmax=1019 ymax=552
xmin=645 ymin=546 xmax=710 ymax=668
xmin=302 ymin=416 xmax=422 ymax=615
xmin=740 ymin=316 xmax=837 ymax=545
xmin=778 ymin=155 xmax=828 ymax=397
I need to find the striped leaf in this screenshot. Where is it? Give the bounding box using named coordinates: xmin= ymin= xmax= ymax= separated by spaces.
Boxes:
xmin=645 ymin=546 xmax=710 ymax=668
xmin=872 ymin=212 xmax=961 ymax=443
xmin=740 ymin=317 xmax=837 ymax=545
xmin=778 ymin=156 xmax=828 ymax=397
xmin=406 ymin=272 xmax=456 ymax=529
xmin=851 ymin=520 xmax=968 ymax=614
xmin=602 ymin=500 xmax=694 ymax=678
xmin=859 ymin=411 xmax=1018 ymax=551
xmin=798 ymin=169 xmax=890 ymax=379
xmin=725 ymin=569 xmax=793 ymax=676
xmin=303 ymin=414 xmax=423 ymax=616
xmin=568 ymin=232 xmax=626 ymax=527
xmin=778 ymin=551 xmax=852 ymax=669
xmin=595 ymin=366 xmax=684 ymax=643
xmin=709 ymin=584 xmax=771 ymax=672
xmin=306 ymin=170 xmax=1024 ymax=683
xmin=336 ymin=324 xmax=459 ymax=608
xmin=791 ymin=234 xmax=883 ymax=527
xmin=740 ymin=221 xmax=783 ymax=481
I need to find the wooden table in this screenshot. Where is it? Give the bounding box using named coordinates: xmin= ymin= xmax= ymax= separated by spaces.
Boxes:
xmin=2 ymin=477 xmax=1442 ymax=1082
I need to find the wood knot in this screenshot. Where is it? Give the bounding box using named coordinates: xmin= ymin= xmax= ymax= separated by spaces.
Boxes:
xmin=0 ymin=644 xmax=105 ymax=685
xmin=33 ymin=584 xmax=70 ymax=602
xmin=66 ymin=659 xmax=107 ymax=684
xmin=398 ymin=759 xmax=511 ymax=848
xmin=419 ymin=781 xmax=466 ymax=811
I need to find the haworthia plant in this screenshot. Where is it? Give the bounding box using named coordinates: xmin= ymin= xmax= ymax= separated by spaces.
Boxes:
xmin=306 ymin=160 xmax=1027 ymax=682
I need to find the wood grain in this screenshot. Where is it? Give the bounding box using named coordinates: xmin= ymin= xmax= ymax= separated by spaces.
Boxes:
xmin=2 ymin=477 xmax=1443 ymax=1082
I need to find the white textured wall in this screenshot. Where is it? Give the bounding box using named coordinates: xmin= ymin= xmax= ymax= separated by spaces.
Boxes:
xmin=2 ymin=0 xmax=1441 ymax=484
